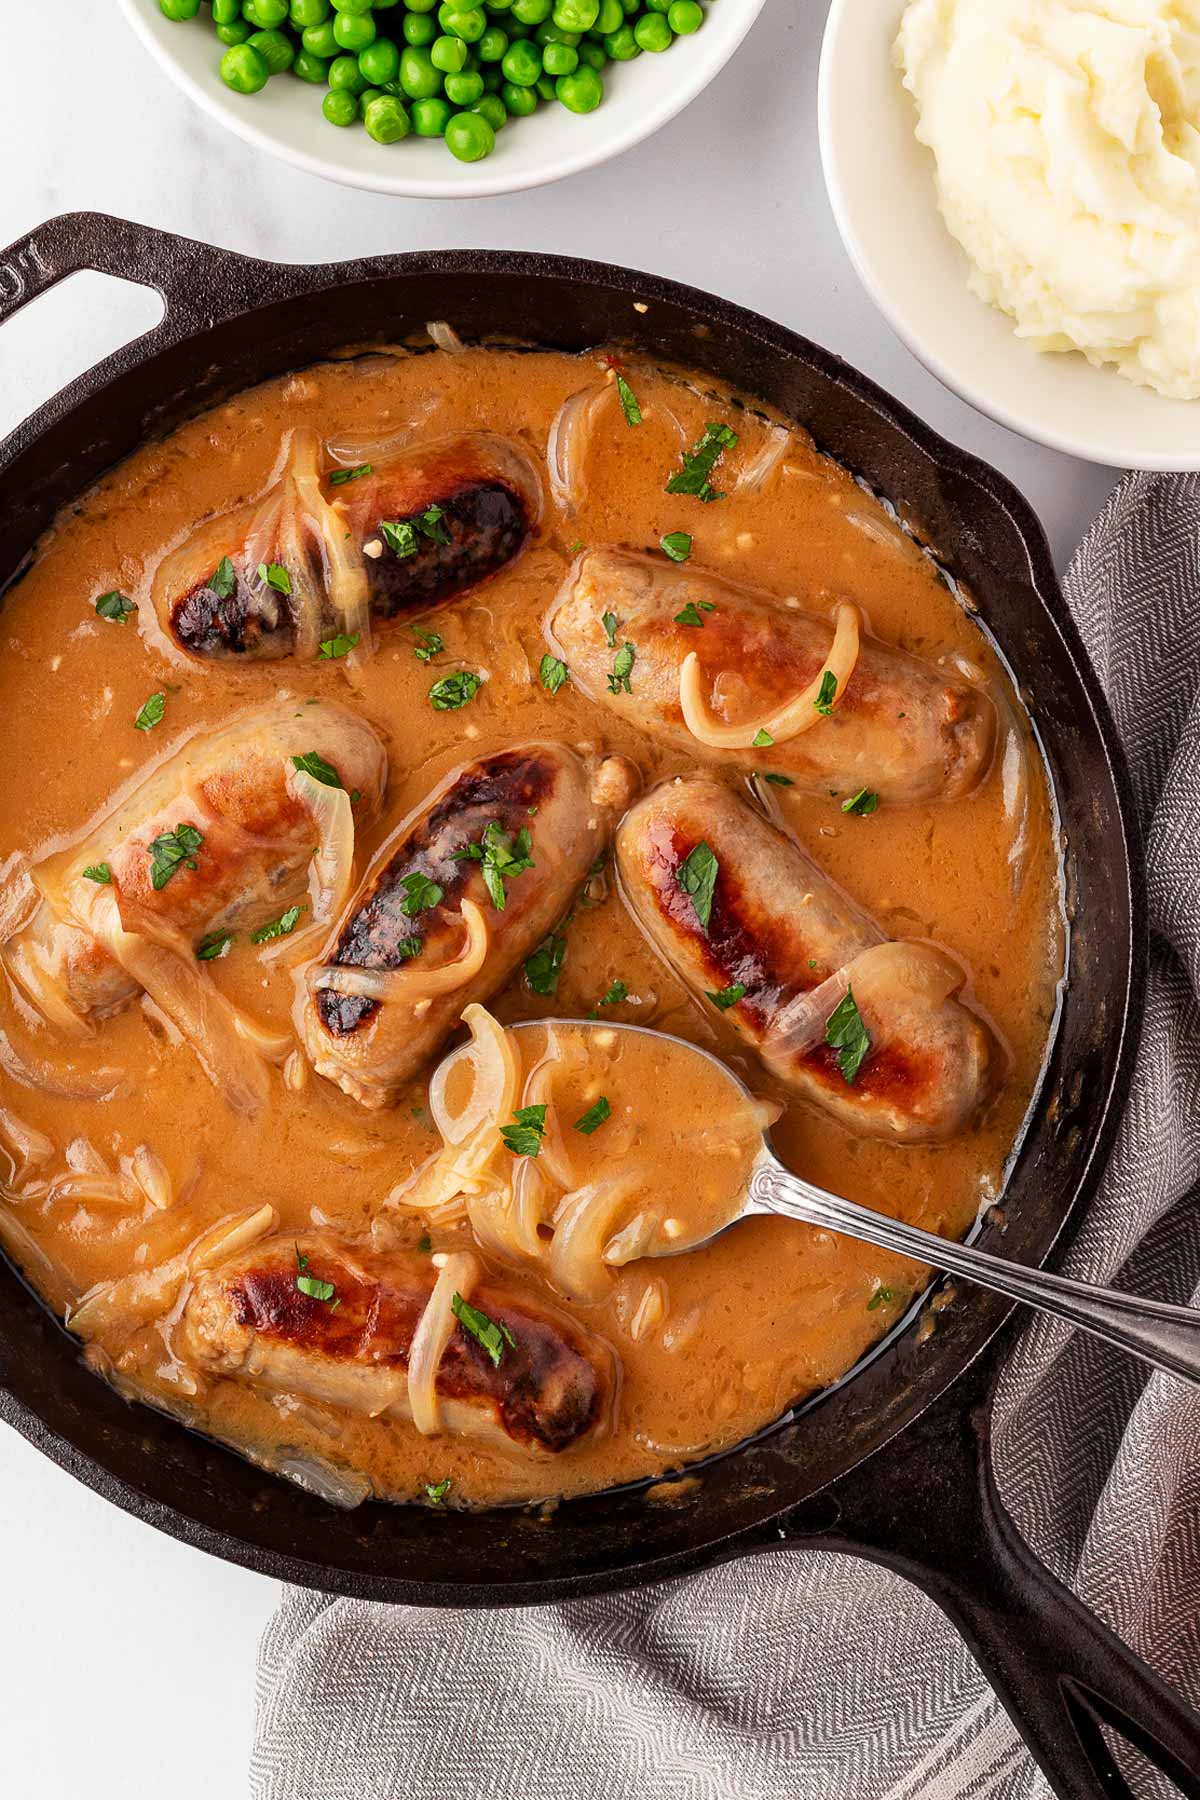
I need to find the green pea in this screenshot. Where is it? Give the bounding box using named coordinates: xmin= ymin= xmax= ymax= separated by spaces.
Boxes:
xmin=412 ymin=94 xmax=453 ymax=134
xmin=501 ymin=37 xmax=541 ymax=82
xmin=473 ymin=92 xmax=507 ymax=129
xmin=536 ymin=20 xmax=579 ymax=42
xmin=621 ymin=0 xmax=638 ymax=11
xmin=403 ymin=11 xmax=437 ymax=43
xmin=292 ymin=46 xmax=330 ymax=79
xmin=603 ymin=22 xmax=638 ymax=56
xmin=328 ymin=53 xmax=365 ymax=89
xmin=592 ymin=0 xmax=622 ymax=29
xmin=221 ymin=41 xmax=270 ymax=91
xmin=633 ymin=11 xmax=671 ymax=49
xmin=536 ymin=71 xmax=555 ymax=97
xmin=445 ymin=109 xmax=495 ymax=160
xmin=577 ymin=38 xmax=606 ymax=65
xmin=330 ymin=0 xmax=372 ymax=12
xmin=400 ymin=43 xmax=443 ymax=94
xmin=248 ymin=27 xmax=295 ymax=70
xmin=542 ymin=39 xmax=577 ymax=72
xmin=445 ymin=68 xmax=485 ymax=102
xmin=644 ymin=0 xmax=671 ymax=10
xmin=323 ymin=87 xmax=359 ymax=124
xmin=216 ymin=20 xmax=253 ymax=42
xmin=290 ymin=0 xmax=330 ymax=24
xmin=159 ymin=0 xmax=201 ymax=17
xmin=512 ymin=0 xmax=553 ymax=22
xmin=359 ymin=85 xmax=383 ymax=108
xmin=301 ymin=19 xmax=339 ymax=54
xmin=501 ymin=77 xmax=538 ymax=113
xmin=667 ymin=0 xmax=702 ymax=28
xmin=212 ymin=0 xmax=241 ymax=22
xmin=333 ymin=10 xmax=376 ymax=49
xmin=486 ymin=0 xmax=514 ymax=10
xmin=364 ymin=93 xmax=411 ymax=140
xmin=431 ymin=32 xmax=469 ymax=70
xmin=552 ymin=0 xmax=598 ymax=29
xmin=359 ymin=36 xmax=401 ymax=83
xmin=444 ymin=6 xmax=487 ymax=40
xmin=555 ymin=62 xmax=602 ymax=108
xmin=243 ymin=0 xmax=288 ymax=25
xmin=478 ymin=24 xmax=508 ymax=59
xmin=405 ymin=0 xmax=439 ymax=9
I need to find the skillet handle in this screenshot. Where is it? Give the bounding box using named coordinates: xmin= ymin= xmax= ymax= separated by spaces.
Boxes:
xmin=773 ymin=1354 xmax=1200 ymax=1800
xmin=0 ymin=211 xmax=265 ymax=337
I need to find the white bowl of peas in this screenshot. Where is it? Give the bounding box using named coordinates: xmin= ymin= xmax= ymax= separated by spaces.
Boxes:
xmin=120 ymin=0 xmax=766 ymax=196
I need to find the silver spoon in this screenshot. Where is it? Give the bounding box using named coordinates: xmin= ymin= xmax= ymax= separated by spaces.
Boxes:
xmin=509 ymin=1019 xmax=1200 ymax=1388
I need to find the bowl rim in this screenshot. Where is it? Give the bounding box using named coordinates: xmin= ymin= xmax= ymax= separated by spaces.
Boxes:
xmin=817 ymin=0 xmax=1199 ymax=473
xmin=117 ymin=0 xmax=769 ymax=201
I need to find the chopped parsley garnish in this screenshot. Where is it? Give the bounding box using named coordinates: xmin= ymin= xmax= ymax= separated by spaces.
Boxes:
xmin=599 ymin=978 xmax=628 ymax=1007
xmin=842 ymin=789 xmax=879 ymax=816
xmin=525 ymin=930 xmax=566 ymax=997
xmin=196 ymin=929 xmax=234 ymax=961
xmin=674 ymin=600 xmax=715 ymax=627
xmin=661 ymin=532 xmax=692 ymax=563
xmin=429 ymin=670 xmax=481 ymax=711
xmin=601 ymin=611 xmax=618 ymax=648
xmin=867 ymin=1286 xmax=896 ymax=1312
xmin=420 ymin=504 xmax=451 ymax=544
xmin=134 ymin=692 xmax=166 ymax=733
xmin=677 ymin=840 xmax=718 ymax=934
xmin=763 ymin=772 xmax=794 ymax=787
xmin=501 ymin=1103 xmax=547 ymax=1157
xmin=398 ymin=871 xmax=444 ymax=918
xmin=95 ymin=590 xmax=137 ymax=623
xmin=291 ymin=750 xmax=343 ymax=789
xmin=666 ymin=421 xmax=738 ymax=502
xmin=825 ymin=987 xmax=871 ymax=1086
xmin=417 ymin=1234 xmax=432 ymax=1254
xmin=453 ymin=821 xmax=534 ymax=911
xmin=574 ymin=1096 xmax=611 ymax=1135
xmin=319 ymin=632 xmax=360 ymax=659
xmin=814 ymin=670 xmax=838 ymax=717
xmin=329 ymin=462 xmax=373 ymax=486
xmin=250 ymin=904 xmax=305 ymax=945
xmin=752 ymin=727 xmax=775 ymax=748
xmin=452 ymin=1291 xmax=516 ymax=1365
xmin=147 ymin=823 xmax=203 ymax=892
xmin=381 ymin=518 xmax=418 ymax=559
xmin=413 ymin=627 xmax=444 ymax=663
xmin=257 ymin=561 xmax=292 ymax=595
xmin=540 ymin=653 xmax=570 ymax=696
xmin=395 ymin=936 xmax=424 ymax=960
xmin=209 ymin=556 xmax=236 ymax=599
xmin=616 ymin=374 xmax=642 ymax=426
xmin=581 ymin=849 xmax=608 ymax=907
xmin=706 ymin=983 xmax=746 ymax=1011
xmin=607 ymin=641 xmax=636 ymax=696
xmin=293 ymin=1246 xmax=336 ymax=1305
xmin=425 ymin=1477 xmax=452 ymax=1504
xmin=82 ymin=863 xmax=112 ymax=885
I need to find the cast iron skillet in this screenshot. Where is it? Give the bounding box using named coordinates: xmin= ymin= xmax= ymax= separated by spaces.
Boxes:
xmin=0 ymin=214 xmax=1195 ymax=1800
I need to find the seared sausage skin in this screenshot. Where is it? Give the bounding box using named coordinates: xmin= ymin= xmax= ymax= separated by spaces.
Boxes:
xmin=617 ymin=775 xmax=991 ymax=1142
xmin=180 ymin=1235 xmax=614 ymax=1456
xmin=162 ymin=433 xmax=540 ymax=662
xmin=301 ymin=743 xmax=637 ymax=1108
xmin=10 ymin=701 xmax=388 ymax=1024
xmin=550 ymin=551 xmax=995 ymax=804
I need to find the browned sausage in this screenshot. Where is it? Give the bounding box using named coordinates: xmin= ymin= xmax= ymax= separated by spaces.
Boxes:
xmin=158 ymin=432 xmax=541 ymax=662
xmin=550 ymin=550 xmax=995 ymax=803
xmin=300 ymin=742 xmax=638 ymax=1109
xmin=179 ymin=1234 xmax=615 ymax=1457
xmin=616 ymin=774 xmax=991 ymax=1142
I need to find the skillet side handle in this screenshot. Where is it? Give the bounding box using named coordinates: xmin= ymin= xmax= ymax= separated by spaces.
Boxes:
xmin=776 ymin=1358 xmax=1200 ymax=1800
xmin=0 ymin=211 xmax=267 ymax=335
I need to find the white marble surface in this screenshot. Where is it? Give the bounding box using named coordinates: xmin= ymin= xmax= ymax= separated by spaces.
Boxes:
xmin=0 ymin=4 xmax=1119 ymax=1796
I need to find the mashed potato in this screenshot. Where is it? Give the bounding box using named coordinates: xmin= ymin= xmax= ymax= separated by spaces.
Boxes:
xmin=896 ymin=0 xmax=1200 ymax=399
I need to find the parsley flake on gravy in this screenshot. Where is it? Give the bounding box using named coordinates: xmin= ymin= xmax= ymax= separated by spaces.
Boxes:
xmin=666 ymin=421 xmax=739 ymax=502
xmin=752 ymin=727 xmax=775 ymax=748
xmin=319 ymin=632 xmax=360 ymax=659
xmin=842 ymin=789 xmax=879 ymax=816
xmin=134 ymin=692 xmax=166 ymax=733
xmin=413 ymin=627 xmax=444 ymax=663
xmin=147 ymin=823 xmax=203 ymax=892
xmin=82 ymin=863 xmax=112 ymax=885
xmin=291 ymin=750 xmax=344 ymax=789
xmin=706 ymin=983 xmax=746 ymax=1011
xmin=452 ymin=1292 xmax=516 ymax=1366
xmin=329 ymin=462 xmax=373 ymax=486
xmin=209 ymin=556 xmax=236 ymax=599
xmin=425 ymin=1478 xmax=452 ymax=1504
xmin=607 ymin=642 xmax=636 ymax=696
xmin=95 ymin=590 xmax=137 ymax=624
xmin=599 ymin=977 xmax=628 ymax=1007
xmin=525 ymin=930 xmax=566 ymax=997
xmin=196 ymin=930 xmax=234 ymax=961
xmin=814 ymin=670 xmax=838 ymax=717
xmin=417 ymin=1234 xmax=433 ymax=1254
xmin=661 ymin=532 xmax=692 ymax=563
xmin=674 ymin=600 xmax=714 ymax=628
xmin=453 ymin=821 xmax=534 ymax=911
xmin=429 ymin=670 xmax=481 ymax=711
xmin=616 ymin=374 xmax=643 ymax=426
xmin=293 ymin=1246 xmax=337 ymax=1305
xmin=250 ymin=904 xmax=306 ymax=945
xmin=395 ymin=936 xmax=424 ymax=960
xmin=574 ymin=1096 xmax=611 ymax=1135
xmin=825 ymin=988 xmax=871 ymax=1086
xmin=763 ymin=772 xmax=794 ymax=787
xmin=397 ymin=871 xmax=444 ymax=918
xmin=601 ymin=611 xmax=618 ymax=648
xmin=867 ymin=1286 xmax=896 ymax=1312
xmin=677 ymin=840 xmax=718 ymax=933
xmin=539 ymin=653 xmax=570 ymax=696
xmin=381 ymin=519 xmax=418 ymax=559
xmin=257 ymin=561 xmax=292 ymax=596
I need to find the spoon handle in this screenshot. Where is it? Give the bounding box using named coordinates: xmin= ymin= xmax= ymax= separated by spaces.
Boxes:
xmin=747 ymin=1158 xmax=1200 ymax=1387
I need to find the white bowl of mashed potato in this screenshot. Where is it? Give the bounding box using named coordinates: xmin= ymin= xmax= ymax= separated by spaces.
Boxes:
xmin=819 ymin=0 xmax=1200 ymax=469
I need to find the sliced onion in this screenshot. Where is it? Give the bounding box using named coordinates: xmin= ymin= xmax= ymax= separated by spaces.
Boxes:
xmin=311 ymin=900 xmax=488 ymax=1003
xmin=0 ymin=1026 xmax=123 ymax=1102
xmin=546 ymin=385 xmax=608 ymax=514
xmin=760 ymin=965 xmax=854 ymax=1063
xmin=259 ymin=766 xmax=357 ymax=966
xmin=130 ymin=1144 xmax=173 ymax=1212
xmin=469 ymin=1155 xmax=548 ymax=1265
xmin=679 ymin=602 xmax=861 ymax=749
xmin=734 ymin=424 xmax=790 ymax=494
xmin=291 ymin=427 xmax=372 ymax=656
xmin=4 ymin=932 xmax=94 ymax=1036
xmin=407 ymin=1249 xmax=478 ymax=1435
xmin=602 ymin=1210 xmax=660 ymax=1268
xmin=426 ymin=319 xmax=467 ymax=355
xmin=549 ymin=1173 xmax=642 ymax=1304
xmin=428 ymin=1002 xmax=518 ymax=1148
xmin=191 ymin=1202 xmax=278 ymax=1273
xmin=518 ymin=1030 xmax=579 ymax=1191
xmin=47 ymin=1171 xmax=136 ymax=1207
xmin=68 ymin=1203 xmax=277 ymax=1345
xmin=325 ymin=402 xmax=440 ymax=469
xmin=0 ymin=864 xmax=40 ymax=943
xmin=628 ymin=1275 xmax=668 ymax=1344
xmin=274 ymin=1452 xmax=371 ymax=1510
xmin=0 ymin=1205 xmax=73 ymax=1313
xmin=0 ymin=1107 xmax=54 ymax=1182
xmin=66 ymin=1136 xmax=110 ymax=1176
